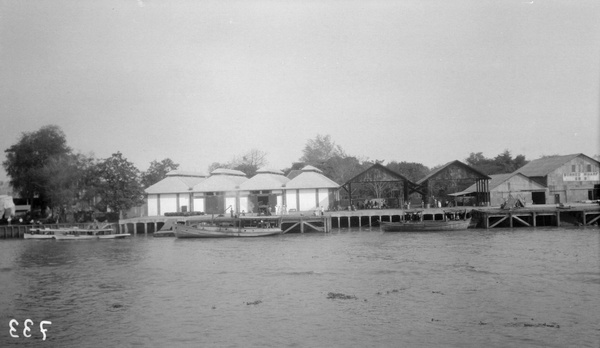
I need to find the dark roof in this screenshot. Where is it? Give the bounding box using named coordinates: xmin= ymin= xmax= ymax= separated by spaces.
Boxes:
xmin=343 ymin=163 xmax=413 ymax=185
xmin=416 ymin=160 xmax=490 ymax=184
xmin=514 ymin=153 xmax=599 ymax=177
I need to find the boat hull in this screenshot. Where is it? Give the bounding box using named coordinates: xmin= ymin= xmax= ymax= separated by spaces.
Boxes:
xmin=23 ymin=233 xmax=55 ymax=240
xmin=175 ymin=224 xmax=281 ymax=238
xmin=381 ymin=218 xmax=471 ymax=232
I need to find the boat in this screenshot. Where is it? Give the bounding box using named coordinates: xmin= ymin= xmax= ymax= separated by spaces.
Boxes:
xmin=23 ymin=227 xmax=58 ymax=240
xmin=380 ymin=209 xmax=471 ymax=232
xmin=153 ymin=219 xmax=176 ymax=237
xmin=51 ymin=224 xmax=130 ymax=240
xmin=175 ymin=216 xmax=283 ymax=238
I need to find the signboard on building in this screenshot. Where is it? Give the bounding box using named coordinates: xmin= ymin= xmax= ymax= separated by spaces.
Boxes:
xmin=563 ymin=172 xmax=600 ymax=182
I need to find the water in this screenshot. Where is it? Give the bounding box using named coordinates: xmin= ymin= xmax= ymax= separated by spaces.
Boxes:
xmin=0 ymin=227 xmax=598 ymax=348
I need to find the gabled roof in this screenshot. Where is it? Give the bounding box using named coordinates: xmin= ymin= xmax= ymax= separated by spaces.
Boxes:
xmin=343 ymin=163 xmax=412 ymax=185
xmin=286 ymin=166 xmax=339 ymax=189
xmin=145 ymin=175 xmax=206 ymax=194
xmin=417 ymin=160 xmax=490 ymax=184
xmin=514 ymin=153 xmax=599 ymax=177
xmin=239 ymin=169 xmax=290 ymax=191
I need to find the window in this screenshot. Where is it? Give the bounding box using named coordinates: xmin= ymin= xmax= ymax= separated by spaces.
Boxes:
xmin=586 ymin=164 xmax=592 ymax=172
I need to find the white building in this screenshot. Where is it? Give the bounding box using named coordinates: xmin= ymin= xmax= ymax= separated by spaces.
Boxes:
xmin=284 ymin=165 xmax=339 ymax=212
xmin=145 ymin=171 xmax=207 ymax=216
xmin=238 ymin=168 xmax=289 ymax=214
xmin=190 ymin=169 xmax=248 ymax=214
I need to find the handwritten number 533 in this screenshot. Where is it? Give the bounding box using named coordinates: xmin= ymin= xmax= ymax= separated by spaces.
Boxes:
xmin=9 ymin=319 xmax=52 ymax=341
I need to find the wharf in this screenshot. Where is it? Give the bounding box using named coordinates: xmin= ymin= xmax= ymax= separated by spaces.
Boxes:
xmin=117 ymin=214 xmax=331 ymax=235
xmin=472 ymin=203 xmax=600 ymax=228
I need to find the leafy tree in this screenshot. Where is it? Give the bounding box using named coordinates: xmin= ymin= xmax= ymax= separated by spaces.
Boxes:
xmin=299 ymin=134 xmax=345 ymax=166
xmin=39 ymin=153 xmax=93 ymax=222
xmin=2 ymin=125 xmax=71 ymax=209
xmin=386 ymin=161 xmax=430 ymax=182
xmin=465 ymin=150 xmax=528 ymax=175
xmin=321 ymin=155 xmax=367 ymax=185
xmin=95 ymin=152 xmax=144 ymax=218
xmin=141 ymin=158 xmax=179 ymax=188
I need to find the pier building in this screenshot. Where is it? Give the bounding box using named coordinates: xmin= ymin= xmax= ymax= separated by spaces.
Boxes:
xmin=416 ymin=160 xmax=491 ymax=206
xmin=190 ymin=169 xmax=248 ymax=214
xmin=283 ymin=165 xmax=339 ymax=212
xmin=450 ymin=173 xmax=548 ymax=206
xmin=238 ymin=168 xmax=289 ymax=214
xmin=145 ymin=171 xmax=207 ymax=216
xmin=512 ymin=153 xmax=600 ymax=204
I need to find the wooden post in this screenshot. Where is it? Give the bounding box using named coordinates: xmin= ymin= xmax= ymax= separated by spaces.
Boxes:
xmin=532 ymin=212 xmax=536 ymax=227
xmin=556 ymin=212 xmax=560 ymax=227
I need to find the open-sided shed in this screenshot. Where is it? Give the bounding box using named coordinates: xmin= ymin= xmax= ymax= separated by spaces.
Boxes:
xmin=416 ymin=160 xmax=491 ymax=207
xmin=340 ymin=163 xmax=422 ymax=209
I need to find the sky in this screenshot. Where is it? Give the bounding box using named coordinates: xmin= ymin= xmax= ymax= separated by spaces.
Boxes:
xmin=1 ymin=0 xmax=599 ymax=181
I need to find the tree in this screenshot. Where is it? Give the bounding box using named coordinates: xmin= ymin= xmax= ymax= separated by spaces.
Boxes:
xmin=95 ymin=152 xmax=144 ymax=218
xmin=465 ymin=150 xmax=528 ymax=175
xmin=321 ymin=155 xmax=367 ymax=185
xmin=386 ymin=161 xmax=430 ymax=182
xmin=231 ymin=149 xmax=268 ymax=177
xmin=39 ymin=153 xmax=93 ymax=222
xmin=2 ymin=125 xmax=71 ymax=209
xmin=207 ymin=149 xmax=269 ymax=177
xmin=299 ymin=134 xmax=345 ymax=165
xmin=141 ymin=158 xmax=179 ymax=188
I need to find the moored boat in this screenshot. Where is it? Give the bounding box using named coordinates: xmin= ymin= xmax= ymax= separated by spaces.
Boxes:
xmin=175 ymin=216 xmax=283 ymax=238
xmin=381 ymin=209 xmax=471 ymax=232
xmin=23 ymin=227 xmax=59 ymax=240
xmin=51 ymin=224 xmax=130 ymax=240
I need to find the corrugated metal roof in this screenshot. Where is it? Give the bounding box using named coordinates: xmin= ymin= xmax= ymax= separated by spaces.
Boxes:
xmin=192 ymin=174 xmax=248 ymax=192
xmin=239 ymin=172 xmax=289 ymax=191
xmin=286 ymin=171 xmax=339 ymax=189
xmin=145 ymin=176 xmax=206 ymax=194
xmin=513 ymin=153 xmax=590 ymax=177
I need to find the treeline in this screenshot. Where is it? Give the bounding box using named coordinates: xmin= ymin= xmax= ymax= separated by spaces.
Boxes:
xmin=2 ymin=125 xmax=177 ymax=221
xmin=3 ymin=126 xmax=531 ymax=221
xmin=286 ymin=134 xmax=530 ymax=185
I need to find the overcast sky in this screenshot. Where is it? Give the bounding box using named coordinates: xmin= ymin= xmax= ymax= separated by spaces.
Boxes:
xmin=1 ymin=0 xmax=599 ymax=180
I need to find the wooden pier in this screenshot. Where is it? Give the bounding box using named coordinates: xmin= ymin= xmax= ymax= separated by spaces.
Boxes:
xmin=472 ymin=204 xmax=600 ymax=228
xmin=117 ymin=214 xmax=332 ymax=235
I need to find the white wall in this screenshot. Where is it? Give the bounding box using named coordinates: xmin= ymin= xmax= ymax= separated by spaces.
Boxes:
xmin=286 ymin=191 xmax=297 ymax=211
xmin=318 ymin=188 xmax=330 ymax=210
xmin=161 ymin=194 xmax=177 ymax=215
xmin=193 ymin=197 xmax=204 ymax=213
xmin=225 ymin=196 xmax=237 ymax=213
xmin=299 ymin=189 xmax=316 ymax=211
xmin=148 ymin=195 xmax=158 ymax=216
xmin=179 ymin=194 xmax=190 ymax=212
xmin=239 ymin=196 xmax=248 ymax=213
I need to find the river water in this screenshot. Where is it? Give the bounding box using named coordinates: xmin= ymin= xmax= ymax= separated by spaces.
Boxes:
xmin=0 ymin=227 xmax=598 ymax=348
